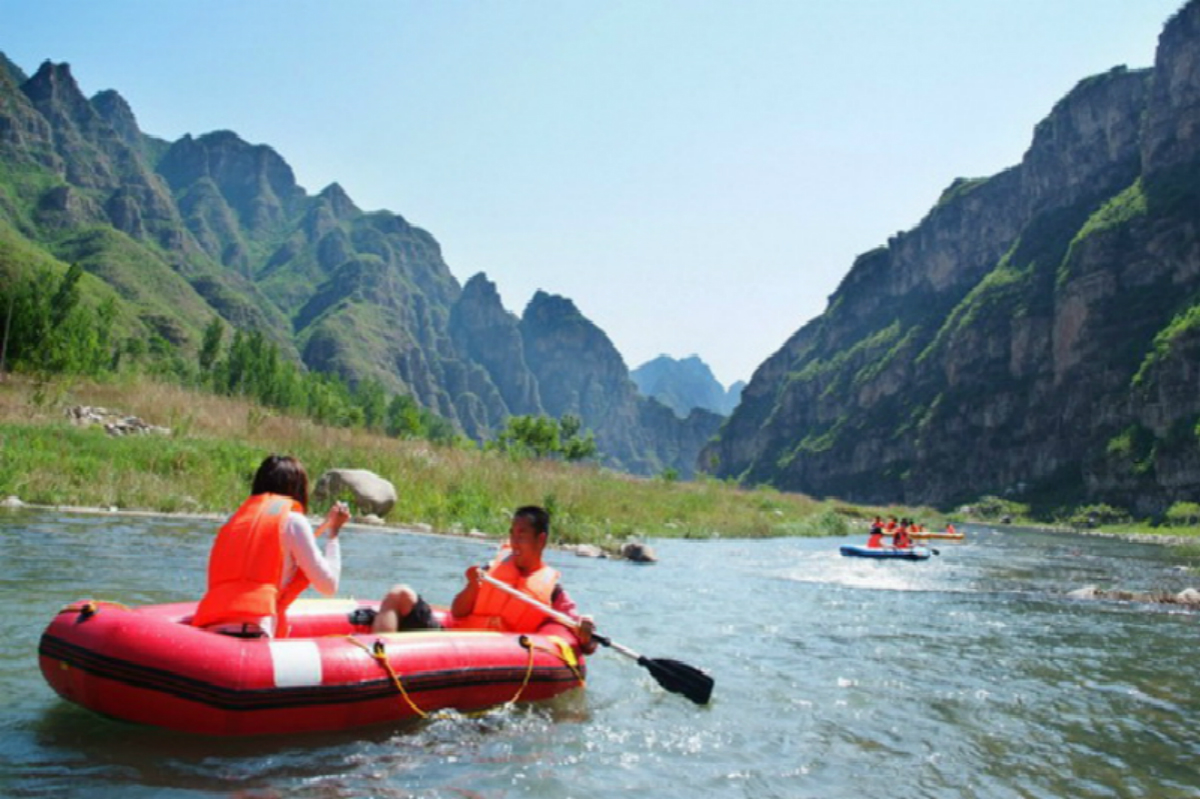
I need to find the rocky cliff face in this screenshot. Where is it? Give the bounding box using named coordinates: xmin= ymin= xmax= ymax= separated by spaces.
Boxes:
xmin=0 ymin=55 xmax=713 ymax=476
xmin=704 ymin=2 xmax=1200 ymax=515
xmin=449 ymin=273 xmax=543 ymax=419
xmin=520 ymin=292 xmax=723 ymax=475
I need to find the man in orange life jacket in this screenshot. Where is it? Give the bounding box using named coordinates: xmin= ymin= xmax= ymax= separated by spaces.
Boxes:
xmin=371 ymin=506 xmax=596 ymax=654
xmin=866 ymin=520 xmax=886 ymax=549
xmin=192 ymin=454 xmax=350 ymax=639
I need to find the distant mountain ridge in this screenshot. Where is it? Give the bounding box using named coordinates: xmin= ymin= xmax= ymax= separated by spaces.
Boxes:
xmin=702 ymin=1 xmax=1200 ymax=515
xmin=631 ymin=354 xmax=744 ymax=417
xmin=0 ymin=54 xmax=718 ymax=476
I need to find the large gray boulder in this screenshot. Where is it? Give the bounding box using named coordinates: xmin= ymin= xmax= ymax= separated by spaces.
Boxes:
xmin=313 ymin=469 xmax=397 ymax=517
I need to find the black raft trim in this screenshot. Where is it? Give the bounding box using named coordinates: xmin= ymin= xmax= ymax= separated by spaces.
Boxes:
xmin=39 ymin=633 xmax=581 ymax=712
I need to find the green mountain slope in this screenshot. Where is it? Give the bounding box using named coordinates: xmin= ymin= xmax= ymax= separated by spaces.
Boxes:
xmin=0 ymin=54 xmax=713 ymax=476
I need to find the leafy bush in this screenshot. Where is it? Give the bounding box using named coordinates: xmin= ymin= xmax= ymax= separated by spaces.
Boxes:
xmin=1068 ymin=503 xmax=1132 ymax=528
xmin=1164 ymin=502 xmax=1200 ymax=527
xmin=488 ymin=413 xmax=597 ymax=462
xmin=966 ymin=495 xmax=1029 ymax=521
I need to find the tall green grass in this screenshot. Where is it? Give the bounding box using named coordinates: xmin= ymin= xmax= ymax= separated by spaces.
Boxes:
xmin=0 ymin=375 xmax=909 ymax=544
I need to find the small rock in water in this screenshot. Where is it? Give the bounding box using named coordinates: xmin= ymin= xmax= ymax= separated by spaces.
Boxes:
xmin=1175 ymin=587 xmax=1200 ymax=605
xmin=1 ymin=495 xmax=25 ymax=509
xmin=620 ymin=541 xmax=658 ymax=563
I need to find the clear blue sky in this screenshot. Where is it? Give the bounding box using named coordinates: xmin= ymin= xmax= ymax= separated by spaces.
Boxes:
xmin=2 ymin=1 xmax=1183 ymax=386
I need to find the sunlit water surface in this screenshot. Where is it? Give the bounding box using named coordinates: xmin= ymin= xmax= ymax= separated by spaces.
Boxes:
xmin=2 ymin=512 xmax=1198 ymax=798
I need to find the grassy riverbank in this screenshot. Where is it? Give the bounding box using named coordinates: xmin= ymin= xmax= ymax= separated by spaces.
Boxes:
xmin=0 ymin=375 xmax=934 ymax=544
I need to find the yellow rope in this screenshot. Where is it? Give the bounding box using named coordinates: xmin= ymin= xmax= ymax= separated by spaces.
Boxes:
xmin=349 ymin=632 xmax=586 ymax=720
xmin=347 ymin=636 xmax=429 ymax=719
xmin=539 ymin=635 xmax=587 ymax=688
xmin=60 ymin=599 xmax=131 ymax=619
xmin=505 ymin=635 xmax=538 ymax=705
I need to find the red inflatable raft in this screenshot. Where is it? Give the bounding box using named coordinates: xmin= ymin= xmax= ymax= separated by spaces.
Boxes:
xmin=38 ymin=597 xmax=587 ymax=736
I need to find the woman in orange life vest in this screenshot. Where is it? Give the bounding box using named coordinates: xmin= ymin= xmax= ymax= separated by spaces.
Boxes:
xmin=892 ymin=519 xmax=914 ymax=549
xmin=371 ymin=506 xmax=597 ymax=655
xmin=192 ymin=454 xmax=350 ymax=639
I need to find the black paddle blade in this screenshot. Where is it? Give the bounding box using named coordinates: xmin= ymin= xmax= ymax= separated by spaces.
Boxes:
xmin=639 ymin=656 xmax=714 ymax=705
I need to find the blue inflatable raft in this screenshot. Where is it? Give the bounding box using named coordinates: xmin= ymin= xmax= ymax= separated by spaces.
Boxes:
xmin=840 ymin=545 xmax=932 ymax=561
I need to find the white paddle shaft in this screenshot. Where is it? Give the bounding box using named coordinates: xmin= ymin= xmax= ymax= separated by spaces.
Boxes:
xmin=477 ymin=571 xmax=642 ymax=661
xmin=478 ymin=570 xmax=578 ymax=628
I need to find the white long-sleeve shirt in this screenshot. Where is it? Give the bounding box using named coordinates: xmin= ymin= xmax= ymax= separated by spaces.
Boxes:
xmin=204 ymin=511 xmax=340 ymax=638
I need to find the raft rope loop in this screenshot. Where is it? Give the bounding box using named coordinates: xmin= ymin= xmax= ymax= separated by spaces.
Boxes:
xmin=507 ymin=635 xmax=538 ymax=705
xmin=347 ymin=636 xmax=429 ymax=719
xmin=61 ymin=600 xmax=131 ymax=622
xmin=349 ymin=632 xmax=585 ymax=719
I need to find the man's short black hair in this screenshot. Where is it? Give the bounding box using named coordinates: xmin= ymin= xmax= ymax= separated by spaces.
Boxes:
xmin=513 ymin=505 xmax=550 ymax=536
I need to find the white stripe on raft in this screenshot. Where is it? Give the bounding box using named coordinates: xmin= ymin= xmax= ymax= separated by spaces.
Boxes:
xmin=269 ymin=640 xmax=323 ymax=687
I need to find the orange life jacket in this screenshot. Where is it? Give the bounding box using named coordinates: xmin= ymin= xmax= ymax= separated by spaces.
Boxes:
xmin=450 ymin=551 xmax=560 ymax=632
xmin=192 ymin=493 xmax=309 ymax=636
xmin=867 ymin=532 xmax=884 ymax=549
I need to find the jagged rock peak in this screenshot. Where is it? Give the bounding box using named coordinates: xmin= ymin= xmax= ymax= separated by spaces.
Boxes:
xmin=90 ymin=89 xmax=140 ymax=145
xmin=317 ymin=182 xmax=359 ymax=219
xmin=158 ymin=128 xmax=304 ymax=228
xmin=450 ymin=272 xmax=542 ymax=417
xmin=631 ymin=353 xmax=740 ymax=417
xmin=22 ymin=61 xmax=95 ymax=120
xmin=0 ymin=51 xmax=28 ymax=84
xmin=521 ymin=290 xmax=629 ymax=377
xmin=524 ymin=290 xmax=588 ymax=324
xmin=461 ymin=271 xmax=503 ymax=302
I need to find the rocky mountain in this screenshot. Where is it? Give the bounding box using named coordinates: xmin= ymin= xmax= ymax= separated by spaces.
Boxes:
xmin=703 ymin=1 xmax=1200 ymax=516
xmin=520 ymin=293 xmax=724 ymax=475
xmin=631 ymin=354 xmax=744 ymax=417
xmin=0 ymin=56 xmax=715 ymax=475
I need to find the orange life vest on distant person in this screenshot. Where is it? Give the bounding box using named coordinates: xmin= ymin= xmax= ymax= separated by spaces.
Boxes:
xmin=192 ymin=493 xmax=309 ymax=636
xmin=451 ymin=550 xmax=560 ymax=632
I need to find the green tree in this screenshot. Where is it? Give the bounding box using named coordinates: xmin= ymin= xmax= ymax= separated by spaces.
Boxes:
xmin=385 ymin=394 xmax=424 ymax=438
xmin=199 ymin=317 xmax=223 ymax=373
xmin=490 ymin=413 xmax=598 ymax=462
xmin=1165 ymin=501 xmax=1200 ymax=527
xmin=559 ymin=413 xmax=598 ymax=462
xmin=353 ymin=378 xmax=388 ymax=432
xmin=493 ymin=414 xmax=561 ymax=458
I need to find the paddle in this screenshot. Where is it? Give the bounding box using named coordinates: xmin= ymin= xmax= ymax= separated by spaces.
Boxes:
xmin=479 ymin=571 xmax=714 ymax=705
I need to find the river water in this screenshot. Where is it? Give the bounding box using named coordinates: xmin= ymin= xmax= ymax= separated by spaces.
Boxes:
xmin=2 ymin=512 xmax=1198 ymax=798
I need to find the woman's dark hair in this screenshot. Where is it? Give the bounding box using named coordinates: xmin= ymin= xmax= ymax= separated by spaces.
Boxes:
xmin=513 ymin=505 xmax=550 ymax=537
xmin=251 ymin=454 xmax=309 ymax=511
